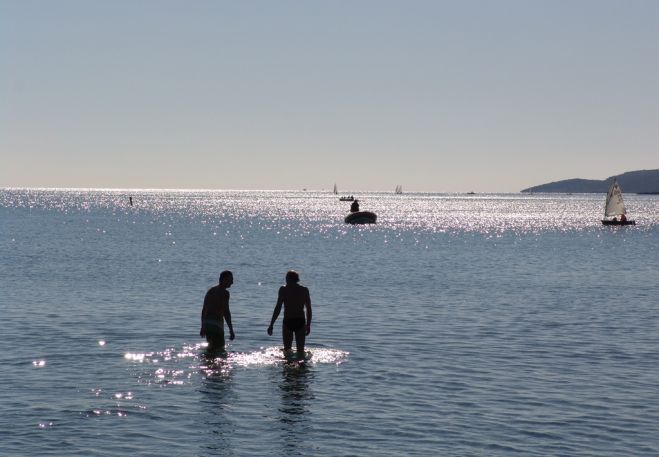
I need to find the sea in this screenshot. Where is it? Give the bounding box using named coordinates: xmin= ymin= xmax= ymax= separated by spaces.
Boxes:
xmin=1 ymin=188 xmax=658 ymax=456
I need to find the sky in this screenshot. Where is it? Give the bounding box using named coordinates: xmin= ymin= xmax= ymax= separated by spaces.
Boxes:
xmin=2 ymin=0 xmax=658 ymax=192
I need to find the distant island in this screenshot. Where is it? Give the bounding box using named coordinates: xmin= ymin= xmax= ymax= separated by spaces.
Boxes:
xmin=521 ymin=169 xmax=659 ymax=194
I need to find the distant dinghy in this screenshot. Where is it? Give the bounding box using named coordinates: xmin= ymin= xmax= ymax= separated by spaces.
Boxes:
xmin=345 ymin=211 xmax=377 ymax=224
xmin=601 ymin=179 xmax=636 ymax=226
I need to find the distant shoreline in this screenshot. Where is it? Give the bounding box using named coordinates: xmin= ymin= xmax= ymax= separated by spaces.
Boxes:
xmin=521 ymin=169 xmax=659 ymax=194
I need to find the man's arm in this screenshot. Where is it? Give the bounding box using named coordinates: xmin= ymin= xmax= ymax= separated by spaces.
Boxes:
xmin=223 ymin=291 xmax=235 ymax=340
xmin=267 ymin=288 xmax=284 ymax=335
xmin=304 ymin=288 xmax=312 ymax=335
xmin=200 ymin=294 xmax=209 ymax=337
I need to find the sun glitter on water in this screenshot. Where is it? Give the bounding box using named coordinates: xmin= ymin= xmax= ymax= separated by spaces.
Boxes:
xmin=123 ymin=343 xmax=348 ymax=386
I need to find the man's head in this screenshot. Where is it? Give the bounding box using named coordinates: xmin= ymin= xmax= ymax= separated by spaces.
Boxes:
xmin=219 ymin=270 xmax=234 ymax=287
xmin=285 ymin=270 xmax=300 ymax=284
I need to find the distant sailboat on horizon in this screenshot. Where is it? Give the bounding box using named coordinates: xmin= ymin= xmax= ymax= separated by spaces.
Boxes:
xmin=333 ymin=183 xmax=338 ymax=194
xmin=395 ymin=184 xmax=403 ymax=194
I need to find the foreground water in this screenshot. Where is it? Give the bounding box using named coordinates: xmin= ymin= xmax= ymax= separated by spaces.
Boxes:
xmin=1 ymin=189 xmax=658 ymax=456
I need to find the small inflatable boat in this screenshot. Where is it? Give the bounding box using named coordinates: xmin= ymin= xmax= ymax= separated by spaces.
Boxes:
xmin=344 ymin=211 xmax=377 ymax=224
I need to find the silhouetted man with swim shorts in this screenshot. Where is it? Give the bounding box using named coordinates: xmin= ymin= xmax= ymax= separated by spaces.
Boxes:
xmin=200 ymin=270 xmax=235 ymax=350
xmin=267 ymin=270 xmax=312 ymax=354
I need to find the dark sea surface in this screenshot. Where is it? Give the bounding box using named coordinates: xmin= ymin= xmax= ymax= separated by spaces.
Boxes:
xmin=1 ymin=188 xmax=658 ymax=456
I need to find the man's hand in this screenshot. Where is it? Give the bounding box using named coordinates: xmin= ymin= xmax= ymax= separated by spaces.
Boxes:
xmin=305 ymin=324 xmax=311 ymax=336
xmin=229 ymin=331 xmax=235 ymax=341
xmin=267 ymin=326 xmax=273 ymax=336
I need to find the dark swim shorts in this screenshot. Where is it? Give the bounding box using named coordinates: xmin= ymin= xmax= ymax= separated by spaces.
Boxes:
xmin=283 ymin=318 xmax=306 ymax=332
xmin=203 ymin=319 xmax=224 ymax=344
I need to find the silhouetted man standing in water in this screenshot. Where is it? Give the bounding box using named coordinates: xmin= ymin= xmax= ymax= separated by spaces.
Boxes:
xmin=200 ymin=270 xmax=235 ymax=350
xmin=267 ymin=270 xmax=312 ymax=354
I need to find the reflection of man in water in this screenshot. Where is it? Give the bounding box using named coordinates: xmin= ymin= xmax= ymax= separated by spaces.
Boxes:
xmin=200 ymin=270 xmax=235 ymax=349
xmin=267 ymin=270 xmax=312 ymax=354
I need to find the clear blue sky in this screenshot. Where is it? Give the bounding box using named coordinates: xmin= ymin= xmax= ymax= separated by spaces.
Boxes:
xmin=2 ymin=0 xmax=658 ymax=192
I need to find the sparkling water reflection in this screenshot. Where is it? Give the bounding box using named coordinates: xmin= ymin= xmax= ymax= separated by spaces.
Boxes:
xmin=1 ymin=188 xmax=659 ymax=456
xmin=2 ymin=188 xmax=658 ymax=235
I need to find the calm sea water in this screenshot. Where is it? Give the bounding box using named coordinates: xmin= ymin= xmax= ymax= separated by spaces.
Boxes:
xmin=1 ymin=189 xmax=659 ymax=456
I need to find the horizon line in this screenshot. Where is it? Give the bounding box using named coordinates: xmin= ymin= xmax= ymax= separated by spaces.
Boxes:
xmin=0 ymin=185 xmax=528 ymax=193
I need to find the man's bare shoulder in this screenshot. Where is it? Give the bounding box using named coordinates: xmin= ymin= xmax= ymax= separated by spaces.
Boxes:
xmin=206 ymin=286 xmax=229 ymax=301
xmin=288 ymin=284 xmax=309 ymax=296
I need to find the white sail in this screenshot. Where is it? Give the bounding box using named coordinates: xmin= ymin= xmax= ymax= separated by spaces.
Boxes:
xmin=333 ymin=183 xmax=338 ymax=194
xmin=604 ymin=180 xmax=627 ymax=217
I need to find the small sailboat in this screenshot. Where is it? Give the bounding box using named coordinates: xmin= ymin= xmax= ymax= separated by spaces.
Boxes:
xmin=395 ymin=184 xmax=403 ymax=194
xmin=601 ymin=179 xmax=636 ymax=226
xmin=333 ymin=183 xmax=338 ymax=194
